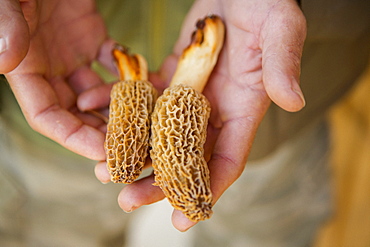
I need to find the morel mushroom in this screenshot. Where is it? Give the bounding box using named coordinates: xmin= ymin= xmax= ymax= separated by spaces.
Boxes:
xmin=105 ymin=45 xmax=157 ymax=183
xmin=150 ymin=15 xmax=225 ymax=222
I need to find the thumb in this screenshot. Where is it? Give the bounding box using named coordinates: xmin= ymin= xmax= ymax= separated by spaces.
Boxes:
xmin=0 ymin=0 xmax=30 ymax=74
xmin=261 ymin=2 xmax=306 ymax=112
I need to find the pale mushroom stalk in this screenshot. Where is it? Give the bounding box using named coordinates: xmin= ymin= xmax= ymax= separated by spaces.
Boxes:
xmin=150 ymin=15 xmax=225 ymax=222
xmin=105 ymin=44 xmax=157 ymax=184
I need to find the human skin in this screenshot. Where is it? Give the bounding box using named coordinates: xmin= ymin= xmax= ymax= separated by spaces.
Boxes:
xmin=0 ymin=0 xmax=115 ymax=160
xmin=94 ymin=0 xmax=307 ymax=231
xmin=0 ymin=0 xmax=306 ymax=232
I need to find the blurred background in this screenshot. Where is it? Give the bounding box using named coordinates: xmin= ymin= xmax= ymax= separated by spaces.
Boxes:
xmin=313 ymin=60 xmax=370 ymax=247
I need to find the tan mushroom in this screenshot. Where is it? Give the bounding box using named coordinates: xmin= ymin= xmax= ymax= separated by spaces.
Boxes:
xmin=150 ymin=15 xmax=225 ymax=222
xmin=105 ymin=45 xmax=158 ymax=184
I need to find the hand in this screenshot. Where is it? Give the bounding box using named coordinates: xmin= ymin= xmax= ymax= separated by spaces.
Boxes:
xmin=93 ymin=0 xmax=306 ymax=231
xmin=0 ymin=0 xmax=116 ymax=160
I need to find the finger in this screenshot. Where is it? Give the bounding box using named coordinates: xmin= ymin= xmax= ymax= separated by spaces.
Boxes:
xmin=172 ymin=210 xmax=197 ymax=232
xmin=95 ymin=161 xmax=111 ymax=183
xmin=68 ymin=65 xmax=105 ymax=94
xmin=96 ymin=39 xmax=118 ymax=75
xmin=6 ymin=73 xmax=106 ymax=160
xmin=49 ymin=76 xmax=77 ymax=110
xmin=261 ymin=2 xmax=307 ymax=112
xmin=74 ymin=110 xmax=106 ymax=129
xmin=118 ymin=173 xmax=165 ymax=213
xmin=77 ymin=83 xmax=113 ymax=111
xmin=49 ymin=79 xmax=107 ymax=127
xmin=0 ymin=0 xmax=30 ymax=74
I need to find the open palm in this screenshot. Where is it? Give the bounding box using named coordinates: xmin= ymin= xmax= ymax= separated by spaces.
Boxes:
xmin=2 ymin=0 xmax=115 ymax=160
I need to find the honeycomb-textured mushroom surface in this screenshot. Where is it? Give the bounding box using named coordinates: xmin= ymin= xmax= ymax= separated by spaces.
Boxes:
xmin=105 ymin=80 xmax=157 ymax=183
xmin=150 ymin=84 xmax=212 ymax=221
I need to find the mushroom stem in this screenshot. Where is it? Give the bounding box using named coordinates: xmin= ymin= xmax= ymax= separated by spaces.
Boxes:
xmin=170 ymin=15 xmax=225 ymax=92
xmin=112 ymin=44 xmax=148 ymax=81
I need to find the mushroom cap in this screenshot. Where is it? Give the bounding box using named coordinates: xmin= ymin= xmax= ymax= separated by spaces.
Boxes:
xmin=150 ymin=84 xmax=213 ymax=221
xmin=105 ymin=80 xmax=157 ymax=183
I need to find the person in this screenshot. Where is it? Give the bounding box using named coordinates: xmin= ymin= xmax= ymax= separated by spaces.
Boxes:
xmin=0 ymin=0 xmax=369 ymax=246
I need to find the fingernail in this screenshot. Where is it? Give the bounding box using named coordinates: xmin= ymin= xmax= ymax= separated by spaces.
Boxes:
xmin=293 ymin=88 xmax=306 ymax=108
xmin=291 ymin=77 xmax=306 ymax=108
xmin=123 ymin=206 xmax=138 ymax=213
xmin=0 ymin=37 xmax=7 ymax=54
xmin=179 ymin=225 xmax=192 ymax=232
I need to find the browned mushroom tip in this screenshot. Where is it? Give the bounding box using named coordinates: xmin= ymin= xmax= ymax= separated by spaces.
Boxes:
xmin=112 ymin=44 xmax=130 ymax=81
xmin=112 ymin=44 xmax=146 ymax=81
xmin=190 ymin=28 xmax=204 ymax=46
xmin=170 ymin=14 xmax=225 ymax=92
xmin=188 ymin=15 xmax=225 ymax=50
xmin=112 ymin=43 xmax=129 ymax=56
xmin=196 ymin=18 xmax=206 ymax=30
